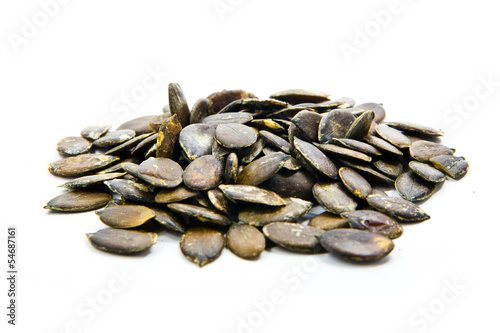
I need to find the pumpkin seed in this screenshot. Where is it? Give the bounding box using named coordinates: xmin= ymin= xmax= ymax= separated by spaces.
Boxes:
xmin=136 ymin=157 xmax=183 ymax=188
xmin=238 ymin=197 xmax=312 ymax=226
xmin=308 ymin=212 xmax=349 ymax=231
xmin=155 ymin=186 xmax=199 ymax=203
xmin=338 ymin=167 xmax=372 ymax=200
xmin=219 ymin=184 xmax=286 ymax=206
xmin=366 ymin=194 xmax=430 ymax=222
xmin=116 ymin=115 xmax=156 ymax=135
xmin=408 ymin=161 xmax=447 ymax=183
xmin=104 ymin=133 xmax=153 ymax=156
xmin=364 ymin=135 xmax=403 ymax=156
xmin=395 ymin=171 xmax=438 ymax=202
xmin=314 ymin=143 xmax=372 ymax=163
xmin=179 ymin=124 xmax=215 ymax=160
xmin=409 ymin=141 xmax=455 ymax=162
xmin=207 ymin=188 xmax=237 ymax=216
xmin=226 ymin=224 xmax=266 ymax=260
xmin=190 ymin=98 xmax=210 ymax=124
xmin=168 ymin=83 xmax=190 ymax=127
xmin=148 ymin=114 xmax=171 ymax=133
xmin=56 ymin=136 xmax=92 ymax=155
xmin=294 ymin=137 xmax=338 ymax=179
xmin=333 ymin=138 xmax=382 ymax=156
xmin=202 ymin=112 xmax=253 ymax=126
xmin=81 ymin=125 xmax=111 ymax=141
xmin=151 ymin=207 xmax=185 ymax=233
xmin=429 ymin=155 xmax=469 ymax=179
xmin=180 ymin=227 xmax=224 ymax=267
xmin=183 ymin=155 xmax=224 ymax=190
xmin=345 ymin=110 xmax=374 ymax=140
xmin=313 ymin=182 xmax=358 ymax=214
xmin=207 ymin=89 xmax=257 ymax=114
xmin=156 ymin=114 xmax=182 ymax=159
xmin=224 ymin=152 xmax=238 ymax=184
xmin=104 ymin=179 xmax=156 ymax=204
xmin=44 ymin=190 xmax=112 ymax=212
xmin=96 ymin=205 xmax=155 ymax=228
xmin=259 ymin=130 xmax=292 ymax=154
xmin=48 ymin=154 xmax=120 ymax=177
xmin=215 ymin=123 xmax=258 ymax=149
xmin=218 ymin=98 xmax=288 ymax=114
xmin=168 ymin=203 xmax=231 ymax=227
xmin=341 ymin=210 xmax=403 ymax=239
xmin=93 ymin=130 xmax=136 ymax=148
xmin=58 ymin=172 xmax=126 ymax=189
xmin=355 ymin=103 xmax=386 ymax=123
xmin=385 ymin=122 xmax=444 ymax=136
xmin=375 ymin=124 xmax=411 ymax=148
xmin=87 ymin=228 xmax=157 ymax=254
xmin=260 ymin=170 xmax=316 ymax=202
xmin=262 ymin=222 xmax=325 ymax=253
xmin=269 ymin=89 xmax=330 ymax=104
xmin=373 ymin=157 xmax=405 ymax=178
xmin=290 ymin=110 xmax=322 ymax=143
xmin=318 ymin=110 xmax=356 ymax=142
xmin=236 ymin=152 xmax=290 ymax=186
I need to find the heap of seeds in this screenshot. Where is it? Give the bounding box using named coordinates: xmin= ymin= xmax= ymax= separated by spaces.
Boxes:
xmin=45 ymin=84 xmax=469 ymax=266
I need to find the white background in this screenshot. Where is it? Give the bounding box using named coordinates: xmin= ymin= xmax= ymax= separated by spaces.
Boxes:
xmin=1 ymin=1 xmax=498 ymax=332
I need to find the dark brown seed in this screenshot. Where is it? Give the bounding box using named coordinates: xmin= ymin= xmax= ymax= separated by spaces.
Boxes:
xmin=155 ymin=186 xmax=199 ymax=203
xmin=429 ymin=155 xmax=469 ymax=179
xmin=179 ymin=124 xmax=215 ymax=160
xmin=211 ymin=140 xmax=232 ymax=158
xmin=136 ymin=157 xmax=183 ymax=188
xmin=117 ymin=115 xmax=156 ymax=135
xmin=218 ymin=98 xmax=288 ymax=114
xmin=96 ymin=158 xmax=140 ymax=174
xmin=148 ymin=114 xmax=171 ymax=133
xmin=56 ymin=136 xmax=92 ymax=155
xmin=294 ymin=137 xmax=338 ymax=179
xmin=130 ymin=133 xmax=158 ymax=156
xmin=202 ymin=112 xmax=253 ymax=126
xmin=104 ymin=133 xmax=153 ymax=156
xmin=333 ymin=138 xmax=382 ymax=156
xmin=263 ymin=148 xmax=301 ymax=171
xmin=240 ymin=137 xmax=265 ymax=163
xmin=341 ymin=210 xmax=403 ymax=239
xmin=167 ymin=203 xmax=231 ymax=226
xmin=364 ymin=135 xmax=403 ymax=156
xmin=224 ymin=152 xmax=238 ymax=184
xmin=168 ymin=83 xmax=190 ymax=128
xmin=207 ymin=89 xmax=257 ymax=114
xmin=104 ymin=179 xmax=156 ymax=204
xmin=236 ymin=152 xmax=290 ymax=186
xmin=345 ymin=111 xmax=375 ymax=140
xmin=385 ymin=122 xmax=444 ymax=136
xmin=96 ymin=205 xmax=155 ymax=228
xmin=409 ymin=141 xmax=455 ymax=162
xmin=375 ymin=124 xmax=411 ymax=148
xmin=121 ymin=162 xmax=141 ymax=178
xmin=219 ymin=185 xmax=286 ymax=206
xmin=312 ymin=182 xmax=358 ymax=214
xmin=183 ymin=155 xmax=224 ymax=190
xmin=215 ymin=123 xmax=258 ymax=149
xmin=260 ymin=170 xmax=316 ymax=202
xmin=226 ymin=224 xmax=266 ymax=260
xmin=333 ymin=97 xmax=356 ymax=109
xmin=338 ymin=159 xmax=395 ymax=184
xmin=259 ymin=130 xmax=292 ymax=154
xmin=157 ymin=114 xmax=182 ymax=159
xmin=366 ymin=194 xmax=430 ymax=222
xmin=93 ymin=130 xmax=136 ymax=148
xmin=81 ymin=125 xmax=111 ymax=141
xmin=207 ymin=188 xmax=237 ymax=216
xmin=87 ymin=228 xmax=157 ymax=254
xmin=48 ymin=154 xmax=120 ymax=177
xmin=151 ymin=207 xmax=185 ymax=233
xmin=262 ymin=222 xmax=325 ymax=253
xmin=355 ymin=103 xmax=386 ymax=123
xmin=58 ymin=172 xmax=126 ymax=189
xmin=319 ymin=229 xmax=394 ymax=261
xmin=238 ymin=198 xmax=312 ymax=226
xmin=250 ymin=119 xmax=286 ymax=134
xmin=338 ymin=167 xmax=372 ymax=200
xmin=395 ymin=171 xmax=438 ymax=202
xmin=190 ymin=98 xmax=210 ymax=124
xmin=269 ymin=89 xmax=330 ymax=104
xmin=308 ymin=212 xmax=349 ymax=231
xmin=290 ymin=110 xmax=322 ymax=142
xmin=44 ymin=190 xmax=112 ymax=212
xmin=268 ymin=106 xmax=315 ymax=120
xmin=180 ymin=227 xmax=224 ymax=267
xmin=373 ymin=157 xmax=405 ymax=178
xmin=409 ymin=161 xmax=447 ymax=183
xmin=318 ymin=110 xmax=356 ymax=143
xmin=314 ymin=143 xmax=372 ymax=163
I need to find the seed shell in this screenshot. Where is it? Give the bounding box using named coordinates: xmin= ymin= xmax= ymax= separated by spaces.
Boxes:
xmin=56 ymin=136 xmax=92 ymax=155
xmin=409 ymin=141 xmax=455 ymax=162
xmin=183 ymin=155 xmax=224 ymax=190
xmin=226 ymin=224 xmax=266 ymax=260
xmin=136 ymin=157 xmax=183 ymax=188
xmin=429 ymin=155 xmax=469 ymax=179
xmin=395 ymin=171 xmax=438 ymax=202
xmin=58 ymin=172 xmax=126 ymax=189
xmin=167 ymin=203 xmax=231 ymax=227
xmin=294 ymin=137 xmax=338 ymax=179
xmin=48 ymin=154 xmax=120 ymax=177
xmin=180 ymin=227 xmax=225 ymax=267
xmin=312 ymin=182 xmax=358 ymax=214
xmin=81 ymin=125 xmax=111 ymax=141
xmin=318 ymin=110 xmax=356 ymax=142
xmin=87 ymin=228 xmax=157 ymax=254
xmin=238 ymin=198 xmax=312 ymax=226
xmin=338 ymin=167 xmax=373 ymax=200
xmin=219 ymin=185 xmax=286 ymax=206
xmin=262 ymin=222 xmax=325 ymax=253
xmin=375 ymin=124 xmax=411 ymax=148
xmin=155 ymin=186 xmax=199 ymax=203
xmin=44 ymin=190 xmax=112 ymax=212
xmin=308 ymin=212 xmax=349 ymax=231
xmin=408 ymin=161 xmax=447 ymax=183
xmin=96 ymin=205 xmax=155 ymax=229
xmin=366 ymin=194 xmax=430 ymax=222
xmin=236 ymin=152 xmax=290 ymax=186
xmin=168 ymin=83 xmax=190 ymax=127
xmin=341 ymin=210 xmax=403 ymax=239
xmin=179 ymin=124 xmax=215 ymax=160
xmin=93 ymin=130 xmax=136 ymax=148
xmin=157 ymin=114 xmax=182 ymax=159
xmin=215 ymin=123 xmax=258 ymax=149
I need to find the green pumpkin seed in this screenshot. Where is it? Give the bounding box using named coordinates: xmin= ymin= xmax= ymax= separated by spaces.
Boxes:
xmin=345 ymin=110 xmax=374 ymax=140
xmin=93 ymin=130 xmax=136 ymax=148
xmin=294 ymin=137 xmax=338 ymax=179
xmin=81 ymin=125 xmax=111 ymax=141
xmin=308 ymin=212 xmax=349 ymax=231
xmin=385 ymin=122 xmax=443 ymax=136
xmin=338 ymin=167 xmax=372 ymax=200
xmin=58 ymin=172 xmax=126 ymax=189
xmin=136 ymin=157 xmax=183 ymax=188
xmin=155 ymin=186 xmax=199 ymax=203
xmin=202 ymin=112 xmax=253 ymax=126
xmin=215 ymin=123 xmax=258 ymax=149
xmin=167 ymin=203 xmax=231 ymax=227
xmin=190 ymin=98 xmax=210 ymax=124
xmin=168 ymin=83 xmax=190 ymax=127
xmin=314 ymin=143 xmax=372 ymax=163
xmin=104 ymin=179 xmax=156 ymax=204
xmin=375 ymin=124 xmax=411 ymax=148
xmin=236 ymin=152 xmax=290 ymax=186
xmin=260 ymin=170 xmax=316 ymax=202
xmin=270 ymin=89 xmax=330 ymax=104
xmin=151 ymin=207 xmax=185 ymax=233
xmin=290 ymin=110 xmax=322 ymax=143
xmin=409 ymin=141 xmax=455 ymax=162
xmin=179 ymin=124 xmax=215 ymax=160
xmin=219 ymin=185 xmax=286 ymax=206
xmin=318 ymin=110 xmax=356 ymax=142
xmin=364 ymin=135 xmax=403 ymax=156
xmin=354 ymin=103 xmax=386 ymax=123
xmin=373 ymin=157 xmax=405 ymax=178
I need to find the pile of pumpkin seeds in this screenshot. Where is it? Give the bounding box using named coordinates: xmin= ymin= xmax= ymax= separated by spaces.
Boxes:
xmin=45 ymin=84 xmax=469 ymax=266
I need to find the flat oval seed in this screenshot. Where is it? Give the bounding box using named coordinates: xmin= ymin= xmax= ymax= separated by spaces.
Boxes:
xmin=373 ymin=157 xmax=405 ymax=178
xmin=333 ymin=96 xmax=356 ymax=109
xmin=355 ymin=103 xmax=386 ymax=123
xmin=333 ymin=138 xmax=382 ymax=156
xmin=202 ymin=112 xmax=253 ymax=126
xmin=226 ymin=224 xmax=266 ymax=260
xmin=207 ymin=89 xmax=257 ymax=114
xmin=338 ymin=159 xmax=395 ymax=184
xmin=341 ymin=210 xmax=403 ymax=239
xmin=215 ymin=123 xmax=258 ymax=149
xmin=236 ymin=152 xmax=290 ymax=186
xmin=270 ymin=89 xmax=330 ymax=104
xmin=151 ymin=207 xmax=185 ymax=233
xmin=375 ymin=124 xmax=411 ymax=148
xmin=319 ymin=229 xmax=394 ymax=262
xmin=429 ymin=155 xmax=469 ymax=179
xmin=309 ymin=212 xmax=349 ymax=231
xmin=190 ymin=98 xmax=210 ymax=124
xmin=117 ymin=115 xmax=156 ymax=135
xmin=259 ymin=130 xmax=292 ymax=154
xmin=48 ymin=154 xmax=120 ymax=177
xmin=148 ymin=114 xmax=171 ymax=132
xmin=318 ymin=110 xmax=356 ymax=143
xmin=294 ymin=137 xmax=338 ymax=179
xmin=395 ymin=171 xmax=438 ymax=202
xmin=262 ymin=222 xmax=325 ymax=253
xmin=238 ymin=198 xmax=312 ymax=226
xmin=225 ymin=152 xmax=238 ymax=184
xmin=93 ymin=130 xmax=136 ymax=148
xmin=409 ymin=141 xmax=455 ymax=162
xmin=179 ymin=124 xmax=215 ymax=160
xmin=260 ymin=170 xmax=316 ymax=202
xmin=155 ymin=186 xmax=199 ymax=203
xmin=314 ymin=143 xmax=372 ymax=163
xmin=136 ymin=157 xmax=183 ymax=188
xmin=409 ymin=161 xmax=447 ymax=183
xmin=345 ymin=110 xmax=374 ymax=140
xmin=167 ymin=203 xmax=231 ymax=226
xmin=58 ymin=172 xmax=126 ymax=189
xmin=56 ymin=136 xmax=92 ymax=155
xmin=183 ymin=155 xmax=224 ymax=190
xmin=104 ymin=179 xmax=156 ymax=204
xmin=290 ymin=110 xmax=323 ymax=142
xmin=180 ymin=227 xmax=224 ymax=267
xmin=312 ymin=182 xmax=358 ymax=214
xmin=219 ymin=185 xmax=286 ymax=206
xmin=364 ymin=135 xmax=403 ymax=156
xmin=339 ymin=167 xmax=372 ymax=199
xmin=96 ymin=205 xmax=155 ymax=228
xmin=87 ymin=228 xmax=157 ymax=254
xmin=168 ymin=83 xmax=190 ymax=127
xmin=81 ymin=125 xmax=111 ymax=141
xmin=366 ymin=194 xmax=430 ymax=222
xmin=44 ymin=190 xmax=112 ymax=212
xmin=218 ymin=98 xmax=288 ymax=114
xmin=385 ymin=122 xmax=444 ymax=136
xmin=207 ymin=188 xmax=237 ymax=216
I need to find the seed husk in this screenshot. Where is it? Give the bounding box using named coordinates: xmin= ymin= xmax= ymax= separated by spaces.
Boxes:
xmin=151 ymin=207 xmax=185 ymax=233
xmin=364 ymin=135 xmax=403 ymax=156
xmin=183 ymin=155 xmax=224 ymax=190
xmin=373 ymin=157 xmax=405 ymax=178
xmin=179 ymin=124 xmax=215 ymax=160
xmin=385 ymin=122 xmax=444 ymax=136
xmin=429 ymin=155 xmax=469 ymax=179
xmin=130 ymin=133 xmax=158 ymax=156
xmin=215 ymin=123 xmax=258 ymax=149
xmin=218 ymin=98 xmax=288 ymax=114
xmin=104 ymin=133 xmax=153 ymax=156
xmin=318 ymin=110 xmax=356 ymax=142
xmin=155 ymin=186 xmax=199 ymax=203
xmin=337 ymin=159 xmax=395 ymax=184
xmin=226 ymin=224 xmax=266 ymax=260
xmin=104 ymin=179 xmax=156 ymax=204
xmin=333 ymin=138 xmax=382 ymax=156
xmin=87 ymin=228 xmax=157 ymax=254
xmin=294 ymin=137 xmax=338 ymax=179
xmin=395 ymin=171 xmax=438 ymax=202
xmin=136 ymin=157 xmax=183 ymax=188
xmin=409 ymin=141 xmax=455 ymax=162
xmin=236 ymin=152 xmax=290 ymax=186
xmin=168 ymin=203 xmax=231 ymax=226
xmin=96 ymin=205 xmax=155 ymax=228
xmin=180 ymin=227 xmax=224 ymax=267
xmin=58 ymin=172 xmax=126 ymax=189
xmin=207 ymin=188 xmax=237 ymax=216
xmin=56 ymin=136 xmax=92 ymax=155
xmin=314 ymin=143 xmax=372 ymax=163
xmin=156 ymin=114 xmax=182 ymax=159
xmin=308 ymin=212 xmax=349 ymax=231
xmin=355 ymin=103 xmax=386 ymax=123
xmin=93 ymin=130 xmax=136 ymax=148
xmin=260 ymin=170 xmax=316 ymax=202
xmin=116 ymin=115 xmax=156 ymax=135
xmin=202 ymin=112 xmax=253 ymax=126
xmin=207 ymin=89 xmax=257 ymax=114
xmin=269 ymin=88 xmax=330 ymax=104
xmin=250 ymin=119 xmax=286 ymax=134
xmin=338 ymin=167 xmax=372 ymax=200
xmin=333 ymin=97 xmax=356 ymax=109
xmin=48 ymin=154 xmax=120 ymax=177
xmin=219 ymin=185 xmax=286 ymax=206
xmin=319 ymin=229 xmax=394 ymax=262
xmin=366 ymin=194 xmax=430 ymax=222
xmin=290 ymin=110 xmax=323 ymax=143
xmin=341 ymin=210 xmax=403 ymax=239
xmin=345 ymin=110 xmax=375 ymax=140
xmin=262 ymin=222 xmax=325 ymax=253
xmin=81 ymin=125 xmax=111 ymax=141
xmin=148 ymin=114 xmax=171 ymax=133
xmin=313 ymin=182 xmax=358 ymax=214
xmin=190 ymin=98 xmax=210 ymax=124
xmin=168 ymin=83 xmax=190 ymax=128
xmin=259 ymin=130 xmax=292 ymax=154
xmin=224 ymin=152 xmax=238 ymax=184
xmin=375 ymin=124 xmax=411 ymax=148
xmin=238 ymin=197 xmax=312 ymax=226
xmin=408 ymin=161 xmax=447 ymax=183
xmin=44 ymin=190 xmax=112 ymax=212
